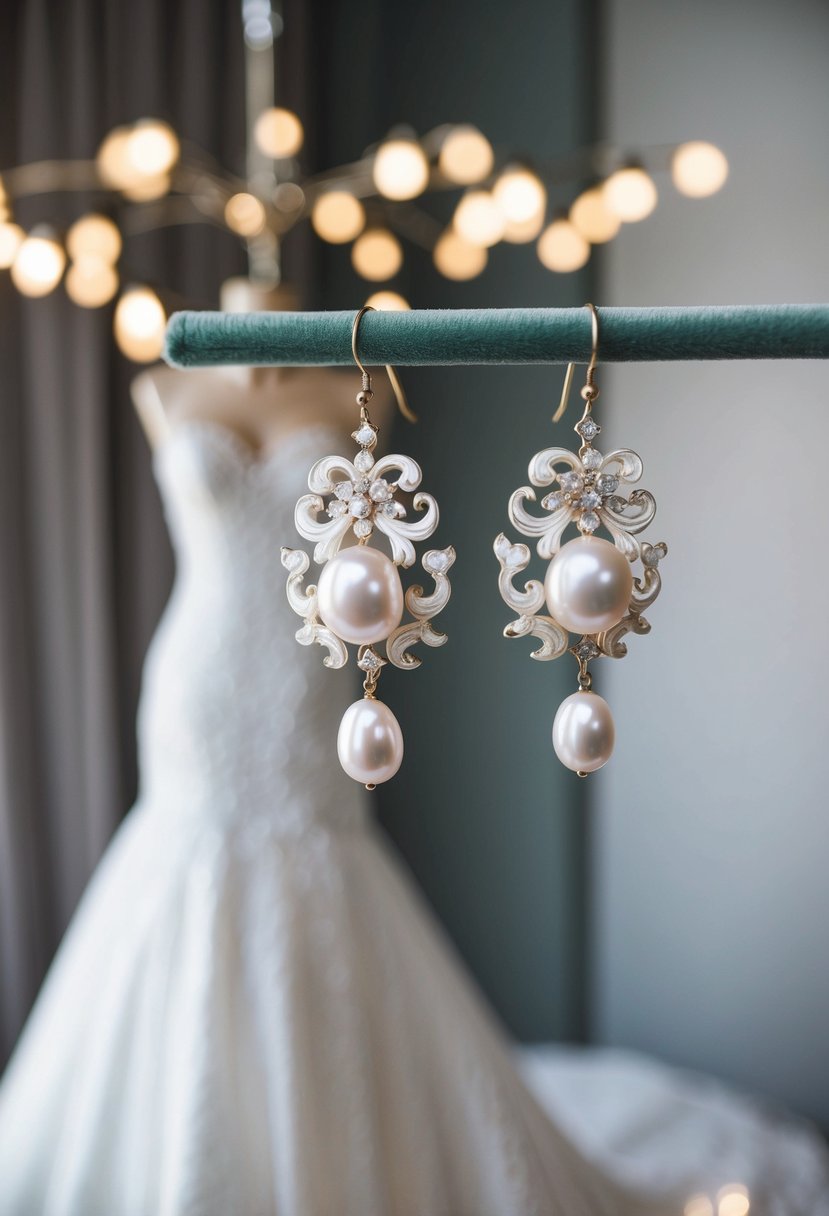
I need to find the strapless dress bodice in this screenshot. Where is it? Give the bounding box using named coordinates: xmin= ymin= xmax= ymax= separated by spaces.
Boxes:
xmin=137 ymin=419 xmax=366 ymax=835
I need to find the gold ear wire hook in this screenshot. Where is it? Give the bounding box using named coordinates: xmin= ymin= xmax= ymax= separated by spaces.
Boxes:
xmin=351 ymin=305 xmax=418 ymax=424
xmin=552 ymin=302 xmax=600 ymax=423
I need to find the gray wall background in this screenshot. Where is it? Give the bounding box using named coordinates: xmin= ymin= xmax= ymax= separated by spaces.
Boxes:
xmin=593 ymin=0 xmax=829 ymax=1126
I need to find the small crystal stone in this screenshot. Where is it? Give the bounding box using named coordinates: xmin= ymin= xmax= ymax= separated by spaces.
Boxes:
xmin=381 ymin=501 xmax=404 ymax=517
xmin=349 ymin=496 xmax=371 ymax=518
xmin=334 ymin=480 xmax=354 ymax=501
xmin=357 ymin=648 xmax=384 ymax=671
xmin=559 ymin=472 xmax=584 ymax=495
xmin=581 ymin=448 xmax=602 ymax=470
xmin=579 ymin=490 xmax=601 ymax=510
xmin=542 ymin=491 xmax=565 ymax=512
xmin=576 ymin=416 xmax=601 ymax=441
xmin=327 ymin=500 xmax=348 ymax=518
xmin=607 ymin=495 xmax=628 ymax=513
xmin=354 ymin=450 xmax=375 ymax=473
xmin=573 ymin=638 xmax=599 ymax=661
xmin=353 ymin=423 xmax=377 ymax=447
xmin=369 ymin=478 xmax=392 ymax=502
xmin=578 ymin=510 xmax=600 ymax=533
xmin=353 ymin=519 xmax=373 ymax=538
xmin=354 ymin=477 xmax=370 ymax=493
xmin=597 ymin=473 xmax=619 ymax=496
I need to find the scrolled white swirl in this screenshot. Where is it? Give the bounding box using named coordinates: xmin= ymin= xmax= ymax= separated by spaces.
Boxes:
xmin=307 ymin=455 xmax=358 ymax=495
xmin=371 ymin=453 xmax=423 ymax=493
xmin=294 ymin=494 xmax=352 ymax=564
xmin=528 ymin=446 xmax=583 ymax=487
xmin=386 ymin=620 xmax=447 ymax=669
xmin=503 ymin=613 xmax=569 ymax=661
xmin=374 ymin=492 xmax=439 ymax=568
xmin=493 ymin=533 xmax=545 ymax=616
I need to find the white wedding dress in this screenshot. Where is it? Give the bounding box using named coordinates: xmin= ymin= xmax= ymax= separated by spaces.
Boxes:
xmin=0 ymin=419 xmax=826 ymax=1216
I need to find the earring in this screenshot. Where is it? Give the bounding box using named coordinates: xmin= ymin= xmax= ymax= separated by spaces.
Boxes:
xmin=282 ymin=305 xmax=455 ymax=789
xmin=494 ymin=303 xmax=667 ymax=776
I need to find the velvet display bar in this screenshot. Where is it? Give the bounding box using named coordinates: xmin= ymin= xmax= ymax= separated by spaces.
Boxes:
xmin=164 ymin=304 xmax=829 ymax=368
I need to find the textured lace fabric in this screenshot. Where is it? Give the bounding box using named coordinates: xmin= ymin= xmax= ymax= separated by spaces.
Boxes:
xmin=139 ymin=421 xmax=368 ymax=839
xmin=0 ymin=419 xmax=825 ymax=1216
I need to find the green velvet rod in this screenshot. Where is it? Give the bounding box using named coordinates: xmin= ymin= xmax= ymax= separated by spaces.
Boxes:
xmin=164 ymin=304 xmax=829 ymax=368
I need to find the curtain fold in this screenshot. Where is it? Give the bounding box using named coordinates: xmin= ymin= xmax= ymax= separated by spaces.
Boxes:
xmin=0 ymin=0 xmax=257 ymax=1062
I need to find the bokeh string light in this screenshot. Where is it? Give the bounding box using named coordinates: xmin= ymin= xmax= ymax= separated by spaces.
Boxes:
xmin=684 ymin=1183 xmax=750 ymax=1216
xmin=0 ymin=109 xmax=728 ymax=360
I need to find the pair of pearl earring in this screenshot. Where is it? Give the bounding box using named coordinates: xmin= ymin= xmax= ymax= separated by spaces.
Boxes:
xmin=283 ymin=305 xmax=666 ymax=788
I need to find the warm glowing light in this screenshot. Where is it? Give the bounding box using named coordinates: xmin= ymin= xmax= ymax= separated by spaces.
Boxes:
xmin=684 ymin=1196 xmax=714 ymax=1216
xmin=603 ymin=165 xmax=658 ymax=221
xmin=453 ymin=191 xmax=504 ymax=247
xmin=311 ymin=191 xmax=366 ymax=243
xmin=11 ymin=232 xmax=66 ymax=296
xmin=121 ymin=174 xmax=170 ymax=201
xmin=365 ymin=290 xmax=410 ymax=311
xmin=433 ymin=230 xmax=488 ymax=280
xmin=501 ymin=212 xmax=545 ymax=244
xmin=373 ymin=139 xmax=430 ymax=201
xmin=351 ymin=229 xmax=403 ymax=281
xmin=717 ymin=1185 xmax=750 ymax=1216
xmin=65 ymin=258 xmax=119 ymax=308
xmin=254 ymin=107 xmax=304 ymax=158
xmin=438 ymin=126 xmax=494 ymax=184
xmin=66 ymin=214 xmax=122 ymax=264
xmin=98 ymin=122 xmax=178 ymax=190
xmin=569 ymin=187 xmax=621 ymax=243
xmin=537 ymin=219 xmax=590 ymax=272
xmin=0 ymin=221 xmax=24 ymax=269
xmin=126 ymin=120 xmax=180 ymax=177
xmin=224 ymin=192 xmax=267 ymax=237
xmin=672 ymin=141 xmax=729 ymax=197
xmin=97 ymin=127 xmax=139 ymax=189
xmin=114 ymin=287 xmax=166 ymax=362
xmin=493 ymin=168 xmax=546 ymax=224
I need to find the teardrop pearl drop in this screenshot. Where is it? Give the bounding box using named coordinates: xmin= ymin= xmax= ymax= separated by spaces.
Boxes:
xmin=337 ymin=697 xmax=404 ymax=785
xmin=544 ymin=536 xmax=632 ymax=636
xmin=552 ymin=691 xmax=615 ymax=773
xmin=317 ymin=546 xmax=404 ymax=645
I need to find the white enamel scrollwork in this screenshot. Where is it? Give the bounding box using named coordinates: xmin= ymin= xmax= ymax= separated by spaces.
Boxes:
xmin=387 ymin=546 xmax=455 ymax=668
xmin=493 ymin=534 xmax=568 ymax=661
xmin=295 ymin=449 xmax=439 ymax=569
xmin=280 ymin=547 xmax=348 ymax=669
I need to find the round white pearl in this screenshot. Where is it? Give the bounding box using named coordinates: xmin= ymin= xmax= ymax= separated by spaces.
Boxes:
xmin=544 ymin=536 xmax=632 ymax=635
xmin=337 ymin=697 xmax=404 ymax=785
xmin=317 ymin=546 xmax=404 ymax=645
xmin=552 ymin=691 xmax=615 ymax=773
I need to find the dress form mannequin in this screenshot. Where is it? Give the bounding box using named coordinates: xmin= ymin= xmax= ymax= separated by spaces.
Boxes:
xmin=132 ymin=278 xmax=393 ymax=452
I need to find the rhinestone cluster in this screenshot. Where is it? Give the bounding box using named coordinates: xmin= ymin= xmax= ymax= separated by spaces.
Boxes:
xmin=325 ymin=420 xmax=406 ymax=541
xmin=541 ymin=409 xmax=626 ymax=534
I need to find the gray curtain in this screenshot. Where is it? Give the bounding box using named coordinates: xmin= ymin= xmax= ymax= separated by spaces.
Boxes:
xmin=0 ymin=0 xmax=256 ymax=1062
